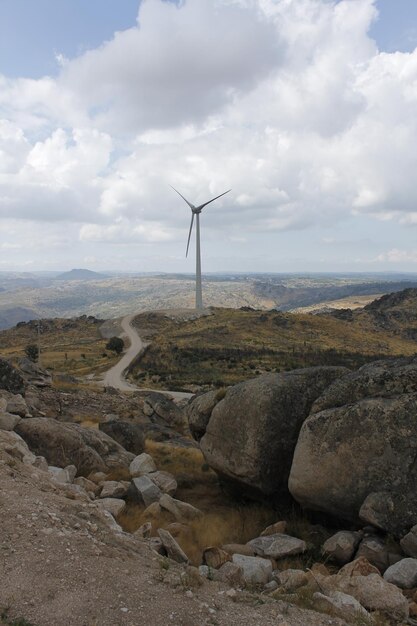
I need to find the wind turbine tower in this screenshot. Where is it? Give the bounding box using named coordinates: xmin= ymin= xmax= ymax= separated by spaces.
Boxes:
xmin=171 ymin=186 xmax=231 ymax=309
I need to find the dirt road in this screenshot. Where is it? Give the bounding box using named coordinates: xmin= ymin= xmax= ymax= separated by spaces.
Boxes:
xmin=103 ymin=314 xmax=192 ymax=400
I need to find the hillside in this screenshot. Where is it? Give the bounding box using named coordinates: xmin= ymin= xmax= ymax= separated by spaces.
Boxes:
xmin=0 ymin=315 xmax=118 ymax=378
xmin=55 ymin=268 xmax=108 ymax=281
xmin=129 ymin=289 xmax=417 ymax=391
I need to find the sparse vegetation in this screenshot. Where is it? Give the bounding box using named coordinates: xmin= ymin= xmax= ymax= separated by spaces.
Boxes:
xmin=105 ymin=336 xmax=124 ymax=354
xmin=24 ymin=343 xmax=38 ymax=362
xmin=129 ymin=303 xmax=417 ymax=390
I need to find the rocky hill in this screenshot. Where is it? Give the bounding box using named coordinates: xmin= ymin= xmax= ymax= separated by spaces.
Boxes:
xmin=129 ymin=290 xmax=417 ymax=391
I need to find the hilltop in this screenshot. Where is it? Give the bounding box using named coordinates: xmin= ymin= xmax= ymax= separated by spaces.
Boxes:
xmin=55 ymin=268 xmax=108 ymax=281
xmin=128 ymin=289 xmax=417 ymax=391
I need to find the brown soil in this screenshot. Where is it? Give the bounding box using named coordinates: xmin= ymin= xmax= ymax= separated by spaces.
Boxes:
xmin=0 ymin=451 xmax=347 ymax=626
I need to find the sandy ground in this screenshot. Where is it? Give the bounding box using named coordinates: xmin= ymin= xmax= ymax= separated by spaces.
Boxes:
xmin=0 ymin=453 xmax=347 ymax=626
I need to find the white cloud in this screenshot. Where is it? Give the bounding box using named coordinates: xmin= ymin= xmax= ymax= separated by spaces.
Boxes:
xmin=0 ymin=0 xmax=417 ymax=270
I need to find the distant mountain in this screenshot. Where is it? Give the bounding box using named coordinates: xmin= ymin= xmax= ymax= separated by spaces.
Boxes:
xmin=0 ymin=306 xmax=38 ymax=330
xmin=55 ymin=269 xmax=108 ymax=281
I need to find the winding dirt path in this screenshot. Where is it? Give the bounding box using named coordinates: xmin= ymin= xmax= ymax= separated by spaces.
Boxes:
xmin=103 ymin=314 xmax=192 ymax=400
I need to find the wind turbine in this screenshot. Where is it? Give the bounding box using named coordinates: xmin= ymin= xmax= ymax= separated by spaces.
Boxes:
xmin=171 ymin=186 xmax=231 ymax=309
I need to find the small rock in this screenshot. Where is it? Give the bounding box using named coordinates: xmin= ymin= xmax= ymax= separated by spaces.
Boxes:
xmin=273 ymin=569 xmax=308 ymax=592
xmin=159 ymin=494 xmax=202 ymax=521
xmin=217 ymin=562 xmax=245 ymax=587
xmin=355 ymin=535 xmax=391 ymax=573
xmin=74 ymin=476 xmax=100 ymax=495
xmin=33 ymin=456 xmax=48 ymax=472
xmin=322 ymin=531 xmax=361 ymax=564
xmin=134 ymin=522 xmax=152 ymax=539
xmin=6 ymin=394 xmax=29 ymax=417
xmin=96 ymin=498 xmax=126 ymax=518
xmin=149 ymin=537 xmax=165 ymax=555
xmin=131 ymin=475 xmax=162 ymax=507
xmin=384 ymin=558 xmax=417 ymax=589
xmin=263 ymin=580 xmax=278 ymax=593
xmin=222 ymin=543 xmax=255 ymax=557
xmin=0 ymin=412 xmax=21 ymax=431
xmin=148 ymin=471 xmax=177 ymax=496
xmin=232 ymin=554 xmax=272 ymax=585
xmin=203 ymin=547 xmax=231 ymax=569
xmin=247 ymin=534 xmax=306 ymax=560
xmin=260 ymin=521 xmax=287 ymax=537
xmin=88 ymin=471 xmax=108 ymax=484
xmin=142 ymin=502 xmax=162 ymax=519
xmin=100 ymin=481 xmax=127 ymax=499
xmin=49 ymin=465 xmax=77 ymax=484
xmin=401 ymin=525 xmax=417 ymax=558
xmin=157 ymin=528 xmax=189 ymax=564
xmin=129 ymin=453 xmax=157 ymax=478
xmin=338 ymin=557 xmax=381 ymax=577
xmin=313 ymin=590 xmax=370 ymax=621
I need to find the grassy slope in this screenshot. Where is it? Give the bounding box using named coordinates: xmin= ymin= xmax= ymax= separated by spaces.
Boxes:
xmin=130 ymin=299 xmax=417 ymax=390
xmin=0 ymin=317 xmax=118 ymax=377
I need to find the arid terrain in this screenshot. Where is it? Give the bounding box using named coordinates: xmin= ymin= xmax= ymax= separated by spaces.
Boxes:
xmin=1 ymin=270 xmax=417 ymax=330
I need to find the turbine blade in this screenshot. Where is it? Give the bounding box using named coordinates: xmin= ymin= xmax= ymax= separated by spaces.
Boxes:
xmin=186 ymin=213 xmax=195 ymax=257
xmin=171 ymin=185 xmax=195 ymax=210
xmin=197 ymin=189 xmax=231 ymax=211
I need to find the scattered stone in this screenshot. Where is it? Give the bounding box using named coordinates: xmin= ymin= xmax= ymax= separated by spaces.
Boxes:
xmin=355 ymin=535 xmax=391 ymax=573
xmin=0 ymin=429 xmax=36 ymax=464
xmin=99 ymin=421 xmax=145 ymax=455
xmin=49 ymin=465 xmax=77 ymax=484
xmin=6 ymin=394 xmax=29 ymax=417
xmin=401 ymin=525 xmax=417 ymax=558
xmin=273 ymin=569 xmax=308 ymax=592
xmin=33 ymin=456 xmax=48 ymax=472
xmin=149 ymin=537 xmax=165 ymax=555
xmin=99 ymin=480 xmax=127 ymax=499
xmin=159 ymin=494 xmax=202 ymax=521
xmin=263 ymin=580 xmax=278 ymax=593
xmin=222 ymin=543 xmax=255 ymax=557
xmin=322 ymin=531 xmax=361 ymax=564
xmin=217 ymin=562 xmax=245 ymax=587
xmin=383 ymin=558 xmax=417 ymax=589
xmin=142 ymin=502 xmax=162 ymax=519
xmin=134 ymin=522 xmax=152 ymax=539
xmin=313 ymin=590 xmax=370 ymax=621
xmin=131 ymin=475 xmax=161 ymax=507
xmin=338 ymin=557 xmax=380 ymax=578
xmin=129 ymin=453 xmax=157 ymax=478
xmin=0 ymin=412 xmax=21 ymax=431
xmin=260 ymin=521 xmax=287 ymax=537
xmin=157 ymin=529 xmax=189 ymax=564
xmin=96 ymin=497 xmax=126 ymax=518
xmin=87 ymin=471 xmax=108 ymax=484
xmin=74 ymin=476 xmax=100 ymax=495
xmin=148 ymin=471 xmax=177 ymax=496
xmin=144 ymin=392 xmax=187 ymax=432
xmin=232 ymin=555 xmax=272 ymax=585
xmin=203 ymin=547 xmax=231 ymax=569
xmin=313 ymin=570 xmax=409 ymax=620
xmin=247 ymin=534 xmax=306 ymax=560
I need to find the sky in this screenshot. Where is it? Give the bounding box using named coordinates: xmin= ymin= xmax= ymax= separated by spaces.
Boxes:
xmin=1 ymin=0 xmax=417 ymax=273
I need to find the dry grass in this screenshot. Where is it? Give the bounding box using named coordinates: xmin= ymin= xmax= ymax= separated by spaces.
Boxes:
xmin=130 ymin=306 xmax=417 ymax=390
xmin=117 ymin=439 xmax=278 ymax=565
xmin=0 ymin=317 xmax=119 ymax=377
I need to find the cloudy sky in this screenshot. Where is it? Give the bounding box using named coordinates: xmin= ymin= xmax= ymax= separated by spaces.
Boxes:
xmin=1 ymin=0 xmax=417 ymax=273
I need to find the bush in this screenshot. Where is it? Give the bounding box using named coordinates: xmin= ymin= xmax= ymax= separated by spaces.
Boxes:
xmin=105 ymin=336 xmax=124 ymax=354
xmin=24 ymin=344 xmax=39 ymax=362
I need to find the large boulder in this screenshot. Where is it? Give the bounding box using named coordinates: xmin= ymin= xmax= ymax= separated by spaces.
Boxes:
xmin=99 ymin=420 xmax=145 ymax=455
xmin=15 ymin=418 xmax=134 ymax=476
xmin=200 ymin=367 xmax=348 ymax=497
xmin=0 ymin=359 xmax=25 ymax=394
xmin=289 ymin=357 xmax=417 ymax=533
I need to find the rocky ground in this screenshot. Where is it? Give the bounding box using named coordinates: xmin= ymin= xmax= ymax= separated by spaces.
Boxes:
xmin=3 ymin=353 xmax=417 ymax=625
